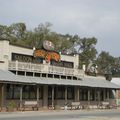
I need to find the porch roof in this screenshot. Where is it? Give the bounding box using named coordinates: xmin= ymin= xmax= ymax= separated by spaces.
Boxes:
xmin=0 ymin=69 xmax=119 ymax=89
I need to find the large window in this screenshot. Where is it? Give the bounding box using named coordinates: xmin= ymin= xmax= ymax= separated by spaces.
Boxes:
xmin=6 ymin=84 xmax=43 ymax=100
xmin=6 ymin=84 xmax=20 ymax=99
xmin=67 ymin=87 xmax=74 ymax=99
xmin=90 ymin=89 xmax=95 ymax=101
xmin=80 ymin=89 xmax=88 ymax=101
xmin=56 ymin=86 xmax=65 ymax=99
xmin=22 ymin=85 xmax=43 ymax=99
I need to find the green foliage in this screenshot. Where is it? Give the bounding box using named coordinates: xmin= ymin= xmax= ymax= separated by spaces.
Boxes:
xmin=7 ymin=100 xmax=16 ymax=111
xmin=96 ymin=51 xmax=115 ymax=74
xmin=0 ymin=22 xmax=119 ymax=76
xmin=78 ymin=37 xmax=97 ymax=69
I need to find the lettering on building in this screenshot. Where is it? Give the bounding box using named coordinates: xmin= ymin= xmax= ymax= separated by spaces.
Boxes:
xmin=12 ymin=53 xmax=43 ymax=63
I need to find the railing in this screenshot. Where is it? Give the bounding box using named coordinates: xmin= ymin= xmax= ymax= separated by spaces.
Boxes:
xmin=8 ymin=61 xmax=84 ymax=77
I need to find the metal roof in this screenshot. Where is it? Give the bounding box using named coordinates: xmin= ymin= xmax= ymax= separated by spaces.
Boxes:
xmin=0 ymin=69 xmax=119 ymax=89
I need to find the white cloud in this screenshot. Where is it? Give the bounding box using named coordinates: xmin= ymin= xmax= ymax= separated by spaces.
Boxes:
xmin=0 ymin=0 xmax=120 ymax=57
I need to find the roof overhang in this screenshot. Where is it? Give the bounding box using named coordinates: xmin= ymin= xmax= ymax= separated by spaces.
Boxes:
xmin=0 ymin=69 xmax=120 ymax=89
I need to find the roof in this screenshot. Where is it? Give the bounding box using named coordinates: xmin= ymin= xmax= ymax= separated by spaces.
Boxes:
xmin=0 ymin=69 xmax=119 ymax=89
xmin=111 ymin=78 xmax=120 ymax=86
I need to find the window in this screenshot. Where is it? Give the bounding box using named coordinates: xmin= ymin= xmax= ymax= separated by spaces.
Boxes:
xmin=6 ymin=84 xmax=43 ymax=100
xmin=39 ymin=86 xmax=43 ymax=99
xmin=56 ymin=86 xmax=65 ymax=99
xmin=80 ymin=89 xmax=88 ymax=101
xmin=90 ymin=89 xmax=95 ymax=101
xmin=23 ymin=85 xmax=37 ymax=99
xmin=67 ymin=87 xmax=74 ymax=99
xmin=6 ymin=84 xmax=20 ymax=99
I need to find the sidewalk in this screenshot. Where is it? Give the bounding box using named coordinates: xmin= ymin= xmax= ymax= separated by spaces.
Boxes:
xmin=0 ymin=109 xmax=120 ymax=120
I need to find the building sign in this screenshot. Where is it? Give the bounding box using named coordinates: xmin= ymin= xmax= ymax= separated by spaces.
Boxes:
xmin=43 ymin=40 xmax=55 ymax=51
xmin=12 ymin=53 xmax=43 ymax=63
xmin=34 ymin=49 xmax=60 ymax=63
xmin=50 ymin=60 xmax=74 ymax=68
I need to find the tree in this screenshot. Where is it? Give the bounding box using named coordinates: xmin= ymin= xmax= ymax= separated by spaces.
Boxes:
xmin=97 ymin=51 xmax=115 ymax=75
xmin=0 ymin=25 xmax=11 ymax=40
xmin=77 ymin=37 xmax=97 ymax=69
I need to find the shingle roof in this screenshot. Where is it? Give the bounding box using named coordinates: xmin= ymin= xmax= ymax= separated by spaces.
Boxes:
xmin=0 ymin=69 xmax=119 ymax=89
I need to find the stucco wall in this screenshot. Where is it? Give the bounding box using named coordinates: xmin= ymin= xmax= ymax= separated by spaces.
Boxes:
xmin=0 ymin=40 xmax=79 ymax=69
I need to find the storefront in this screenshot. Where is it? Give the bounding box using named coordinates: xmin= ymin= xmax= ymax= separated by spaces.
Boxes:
xmin=0 ymin=40 xmax=119 ymax=111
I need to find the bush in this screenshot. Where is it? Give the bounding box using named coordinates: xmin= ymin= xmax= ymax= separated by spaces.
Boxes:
xmin=7 ymin=101 xmax=16 ymax=111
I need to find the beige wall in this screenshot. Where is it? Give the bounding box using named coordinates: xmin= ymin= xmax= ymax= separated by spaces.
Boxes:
xmin=0 ymin=40 xmax=79 ymax=70
xmin=0 ymin=40 xmax=9 ymax=70
xmin=9 ymin=45 xmax=33 ymax=60
xmin=0 ymin=84 xmax=2 ymax=106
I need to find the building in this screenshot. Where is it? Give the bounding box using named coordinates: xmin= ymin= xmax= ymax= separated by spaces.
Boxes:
xmin=0 ymin=39 xmax=119 ymax=111
xmin=111 ymin=78 xmax=120 ymax=106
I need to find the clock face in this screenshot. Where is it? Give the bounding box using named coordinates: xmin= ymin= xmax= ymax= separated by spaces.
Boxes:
xmin=43 ymin=40 xmax=55 ymax=51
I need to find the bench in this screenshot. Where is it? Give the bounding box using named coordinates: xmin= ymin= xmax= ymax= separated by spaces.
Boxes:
xmin=71 ymin=102 xmax=81 ymax=110
xmin=101 ymin=102 xmax=110 ymax=109
xmin=23 ymin=101 xmax=38 ymax=111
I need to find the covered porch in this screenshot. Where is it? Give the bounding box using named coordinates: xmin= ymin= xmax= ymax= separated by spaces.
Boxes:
xmin=0 ymin=70 xmax=119 ymax=111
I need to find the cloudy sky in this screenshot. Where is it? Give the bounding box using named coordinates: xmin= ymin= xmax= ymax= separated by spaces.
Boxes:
xmin=0 ymin=0 xmax=120 ymax=57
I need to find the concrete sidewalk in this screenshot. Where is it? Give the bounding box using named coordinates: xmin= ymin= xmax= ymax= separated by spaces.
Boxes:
xmin=0 ymin=109 xmax=120 ymax=120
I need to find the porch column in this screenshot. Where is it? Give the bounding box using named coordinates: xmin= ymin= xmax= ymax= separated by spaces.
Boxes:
xmin=97 ymin=90 xmax=100 ymax=105
xmin=1 ymin=84 xmax=5 ymax=110
xmin=20 ymin=85 xmax=23 ymax=109
xmin=65 ymin=86 xmax=67 ymax=104
xmin=43 ymin=85 xmax=48 ymax=109
xmin=103 ymin=89 xmax=106 ymax=101
xmin=74 ymin=86 xmax=79 ymax=102
xmin=37 ymin=85 xmax=39 ymax=107
xmin=87 ymin=89 xmax=90 ymax=108
xmin=94 ymin=89 xmax=96 ymax=101
xmin=52 ymin=85 xmax=54 ymax=109
xmin=77 ymin=87 xmax=80 ymax=101
xmin=107 ymin=89 xmax=110 ymax=100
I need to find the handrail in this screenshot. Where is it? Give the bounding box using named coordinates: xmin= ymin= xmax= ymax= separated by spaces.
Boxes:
xmin=8 ymin=61 xmax=84 ymax=77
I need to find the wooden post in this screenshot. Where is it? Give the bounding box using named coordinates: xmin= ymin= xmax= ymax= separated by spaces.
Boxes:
xmin=43 ymin=85 xmax=48 ymax=109
xmin=88 ymin=89 xmax=90 ymax=108
xmin=1 ymin=84 xmax=4 ymax=110
xmin=107 ymin=89 xmax=110 ymax=101
xmin=94 ymin=89 xmax=96 ymax=101
xmin=98 ymin=90 xmax=100 ymax=105
xmin=65 ymin=86 xmax=67 ymax=104
xmin=20 ymin=85 xmax=23 ymax=110
xmin=103 ymin=89 xmax=106 ymax=101
xmin=37 ymin=85 xmax=39 ymax=108
xmin=52 ymin=86 xmax=54 ymax=109
xmin=77 ymin=87 xmax=80 ymax=102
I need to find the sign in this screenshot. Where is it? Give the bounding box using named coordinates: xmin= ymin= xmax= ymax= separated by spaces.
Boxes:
xmin=12 ymin=53 xmax=43 ymax=63
xmin=34 ymin=49 xmax=60 ymax=63
xmin=51 ymin=60 xmax=73 ymax=68
xmin=43 ymin=40 xmax=55 ymax=51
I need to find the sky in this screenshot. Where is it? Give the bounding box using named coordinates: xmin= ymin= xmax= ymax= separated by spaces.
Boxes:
xmin=0 ymin=0 xmax=120 ymax=57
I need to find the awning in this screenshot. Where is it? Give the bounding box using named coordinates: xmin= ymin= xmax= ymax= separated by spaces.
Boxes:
xmin=0 ymin=69 xmax=120 ymax=89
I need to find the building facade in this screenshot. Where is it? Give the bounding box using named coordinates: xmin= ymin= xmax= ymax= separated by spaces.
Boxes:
xmin=0 ymin=40 xmax=119 ymax=110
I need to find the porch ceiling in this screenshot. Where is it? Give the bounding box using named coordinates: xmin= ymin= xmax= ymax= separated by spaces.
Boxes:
xmin=0 ymin=69 xmax=120 ymax=89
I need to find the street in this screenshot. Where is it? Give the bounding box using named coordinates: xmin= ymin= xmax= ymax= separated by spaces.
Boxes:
xmin=0 ymin=109 xmax=120 ymax=120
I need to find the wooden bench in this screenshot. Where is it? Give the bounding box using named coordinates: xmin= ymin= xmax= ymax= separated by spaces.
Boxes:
xmin=101 ymin=102 xmax=110 ymax=109
xmin=23 ymin=101 xmax=38 ymax=111
xmin=71 ymin=102 xmax=81 ymax=110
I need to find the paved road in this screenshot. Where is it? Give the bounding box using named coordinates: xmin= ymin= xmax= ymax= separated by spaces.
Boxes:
xmin=0 ymin=109 xmax=120 ymax=120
